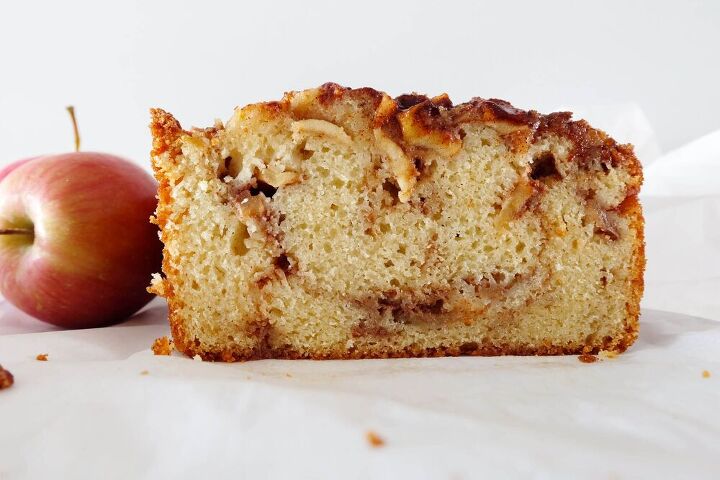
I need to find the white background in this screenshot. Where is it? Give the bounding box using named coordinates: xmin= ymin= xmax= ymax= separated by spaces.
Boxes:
xmin=1 ymin=0 xmax=719 ymax=167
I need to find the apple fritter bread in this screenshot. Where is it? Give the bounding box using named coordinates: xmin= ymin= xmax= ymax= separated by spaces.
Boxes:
xmin=149 ymin=83 xmax=644 ymax=361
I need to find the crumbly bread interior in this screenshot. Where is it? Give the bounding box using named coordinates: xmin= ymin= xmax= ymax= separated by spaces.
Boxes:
xmin=150 ymin=84 xmax=644 ymax=361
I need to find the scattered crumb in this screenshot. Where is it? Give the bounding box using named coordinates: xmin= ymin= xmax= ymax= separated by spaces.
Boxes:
xmin=192 ymin=354 xmax=202 ymax=361
xmin=285 ymin=373 xmax=293 ymax=378
xmin=366 ymin=431 xmax=385 ymax=448
xmin=140 ymin=370 xmax=149 ymax=376
xmin=702 ymin=370 xmax=711 ymax=379
xmin=578 ymin=353 xmax=598 ymax=363
xmin=151 ymin=336 xmax=173 ymax=356
xmin=36 ymin=353 xmax=48 ymax=361
xmin=0 ymin=365 xmax=14 ymax=390
xmin=598 ymin=350 xmax=618 ymax=360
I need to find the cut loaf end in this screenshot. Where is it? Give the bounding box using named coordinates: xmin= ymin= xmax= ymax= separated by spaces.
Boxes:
xmin=149 ymin=83 xmax=644 ymax=361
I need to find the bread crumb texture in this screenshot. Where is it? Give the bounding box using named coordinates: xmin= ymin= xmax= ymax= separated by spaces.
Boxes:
xmin=149 ymin=83 xmax=644 ymax=361
xmin=36 ymin=354 xmax=48 ymax=361
xmin=0 ymin=365 xmax=13 ymax=390
xmin=151 ymin=336 xmax=173 ymax=356
xmin=702 ymin=370 xmax=711 ymax=378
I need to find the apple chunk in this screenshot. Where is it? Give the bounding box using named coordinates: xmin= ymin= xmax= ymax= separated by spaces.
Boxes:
xmin=0 ymin=153 xmax=162 ymax=328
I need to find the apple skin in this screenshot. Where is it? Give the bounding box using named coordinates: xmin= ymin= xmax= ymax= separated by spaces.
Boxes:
xmin=0 ymin=157 xmax=36 ymax=183
xmin=0 ymin=153 xmax=162 ymax=328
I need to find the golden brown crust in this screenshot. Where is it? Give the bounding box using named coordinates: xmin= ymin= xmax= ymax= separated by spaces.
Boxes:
xmin=150 ymin=108 xmax=185 ymax=159
xmin=169 ymin=336 xmax=634 ymax=362
xmin=620 ymin=195 xmax=645 ymax=352
xmin=149 ymin=83 xmax=644 ymax=362
xmin=149 ymin=109 xmax=190 ymax=358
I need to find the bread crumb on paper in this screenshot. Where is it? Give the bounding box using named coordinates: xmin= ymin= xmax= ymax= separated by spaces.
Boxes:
xmin=598 ymin=350 xmax=618 ymax=360
xmin=702 ymin=370 xmax=711 ymax=378
xmin=0 ymin=365 xmax=14 ymax=390
xmin=36 ymin=353 xmax=48 ymax=361
xmin=151 ymin=336 xmax=173 ymax=356
xmin=578 ymin=353 xmax=597 ymax=363
xmin=366 ymin=431 xmax=385 ymax=448
xmin=140 ymin=370 xmax=149 ymax=376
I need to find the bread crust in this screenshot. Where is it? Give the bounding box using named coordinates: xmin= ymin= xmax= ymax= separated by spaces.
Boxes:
xmin=149 ymin=84 xmax=644 ymax=361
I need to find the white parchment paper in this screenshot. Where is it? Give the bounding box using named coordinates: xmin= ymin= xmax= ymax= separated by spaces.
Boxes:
xmin=1 ymin=107 xmax=719 ymax=479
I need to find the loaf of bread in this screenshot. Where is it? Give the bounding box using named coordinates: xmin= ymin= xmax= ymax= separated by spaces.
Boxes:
xmin=149 ymin=83 xmax=644 ymax=361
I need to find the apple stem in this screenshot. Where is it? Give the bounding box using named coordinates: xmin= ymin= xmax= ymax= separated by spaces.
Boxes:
xmin=0 ymin=228 xmax=33 ymax=236
xmin=66 ymin=105 xmax=81 ymax=152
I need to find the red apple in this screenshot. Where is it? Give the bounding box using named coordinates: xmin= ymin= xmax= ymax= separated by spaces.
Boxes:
xmin=0 ymin=153 xmax=162 ymax=328
xmin=0 ymin=157 xmax=36 ymax=183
